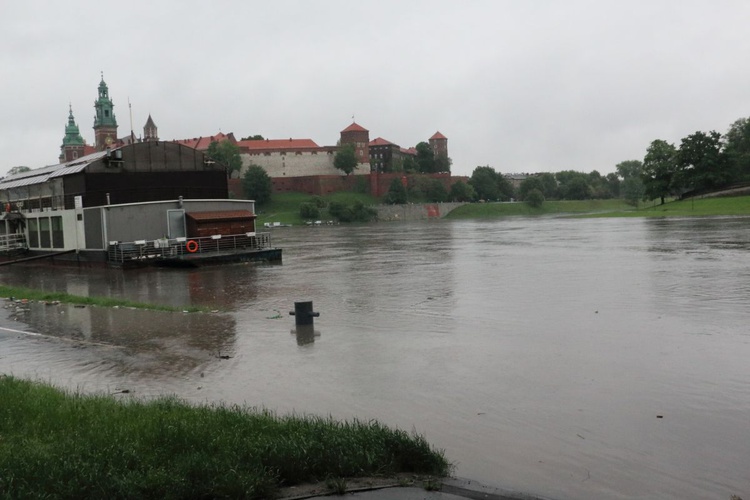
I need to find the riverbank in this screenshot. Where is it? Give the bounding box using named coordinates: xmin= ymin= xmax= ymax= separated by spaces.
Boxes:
xmin=0 ymin=375 xmax=451 ymax=499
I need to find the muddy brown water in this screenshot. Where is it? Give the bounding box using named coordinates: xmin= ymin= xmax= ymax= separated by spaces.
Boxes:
xmin=1 ymin=216 xmax=749 ymax=499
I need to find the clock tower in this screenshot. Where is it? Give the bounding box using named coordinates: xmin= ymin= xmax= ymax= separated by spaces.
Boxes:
xmin=93 ymin=73 xmax=118 ymax=150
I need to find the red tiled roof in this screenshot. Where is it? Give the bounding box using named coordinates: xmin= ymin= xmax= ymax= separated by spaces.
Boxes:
xmin=173 ymin=132 xmax=237 ymax=151
xmin=400 ymin=147 xmax=417 ymax=156
xmin=369 ymin=137 xmax=394 ymax=146
xmin=83 ymin=145 xmax=97 ymax=156
xmin=186 ymin=210 xmax=255 ymax=221
xmin=341 ymin=122 xmax=368 ymax=133
xmin=430 ymin=131 xmax=447 ymax=140
xmin=237 ymin=138 xmax=320 ymax=150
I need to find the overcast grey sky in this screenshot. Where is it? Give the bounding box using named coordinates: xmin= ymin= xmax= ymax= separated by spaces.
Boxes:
xmin=1 ymin=1 xmax=749 ymax=178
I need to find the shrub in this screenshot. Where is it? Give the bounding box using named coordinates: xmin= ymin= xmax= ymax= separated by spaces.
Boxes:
xmin=525 ymin=188 xmax=545 ymax=208
xmin=299 ymin=203 xmax=320 ymax=220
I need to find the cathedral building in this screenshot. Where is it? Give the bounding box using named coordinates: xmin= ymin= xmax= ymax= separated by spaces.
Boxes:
xmin=59 ymin=75 xmax=159 ymax=164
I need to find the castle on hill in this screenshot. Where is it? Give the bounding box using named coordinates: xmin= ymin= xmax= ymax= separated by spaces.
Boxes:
xmin=57 ymin=76 xmax=451 ymax=195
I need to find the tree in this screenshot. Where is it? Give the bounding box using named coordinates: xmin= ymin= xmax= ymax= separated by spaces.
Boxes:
xmin=7 ymin=166 xmax=30 ymax=177
xmin=384 ymin=177 xmax=408 ymax=204
xmin=415 ymin=142 xmax=435 ymax=173
xmin=622 ymin=176 xmax=645 ymax=207
xmin=240 ymin=134 xmax=264 ymax=141
xmin=206 ymin=140 xmax=242 ymax=177
xmin=588 ymin=170 xmax=610 ymax=199
xmin=242 ymin=165 xmax=272 ymax=205
xmin=334 ymin=143 xmax=358 ymax=175
xmin=723 ymin=117 xmax=750 ymax=181
xmin=556 ymin=170 xmax=592 ymax=200
xmin=615 ymin=160 xmax=643 ymax=181
xmin=434 ymin=155 xmax=452 ymax=173
xmin=538 ymin=172 xmax=558 ymax=199
xmin=675 ymin=130 xmax=729 ymax=193
xmin=641 ymin=140 xmax=677 ymax=204
xmin=402 ymin=156 xmax=418 ymax=173
xmin=469 ymin=166 xmax=499 ymax=200
xmin=424 ymin=179 xmax=448 ymax=202
xmin=518 ymin=176 xmax=544 ymax=200
xmin=605 ymin=173 xmax=621 ymax=199
xmin=525 ymin=188 xmax=545 ymax=208
xmin=449 ymin=181 xmax=475 ymax=202
xmin=496 ymin=174 xmax=515 ymax=201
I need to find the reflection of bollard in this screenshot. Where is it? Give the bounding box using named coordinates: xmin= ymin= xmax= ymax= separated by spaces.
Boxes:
xmin=289 ymin=301 xmax=320 ymax=327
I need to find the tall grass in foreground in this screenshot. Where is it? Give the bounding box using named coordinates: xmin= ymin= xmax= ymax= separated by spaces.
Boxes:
xmin=0 ymin=376 xmax=451 ymax=499
xmin=0 ymin=285 xmax=206 ymax=313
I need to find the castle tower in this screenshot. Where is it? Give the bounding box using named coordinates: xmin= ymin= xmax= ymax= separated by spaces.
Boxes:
xmin=143 ymin=114 xmax=158 ymax=142
xmin=340 ymin=122 xmax=370 ymax=166
xmin=429 ymin=131 xmax=448 ymax=159
xmin=93 ymin=74 xmax=118 ymax=150
xmin=59 ymin=104 xmax=86 ymax=163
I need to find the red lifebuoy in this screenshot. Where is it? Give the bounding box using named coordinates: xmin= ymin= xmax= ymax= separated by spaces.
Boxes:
xmin=186 ymin=240 xmax=199 ymax=253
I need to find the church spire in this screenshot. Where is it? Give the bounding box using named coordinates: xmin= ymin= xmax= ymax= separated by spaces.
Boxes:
xmin=60 ymin=104 xmax=85 ymax=162
xmin=93 ymin=73 xmax=118 ymax=150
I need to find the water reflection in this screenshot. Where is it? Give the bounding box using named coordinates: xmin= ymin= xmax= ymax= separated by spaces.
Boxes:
xmin=3 ymin=300 xmax=236 ymax=379
xmin=291 ymin=325 xmax=321 ymax=346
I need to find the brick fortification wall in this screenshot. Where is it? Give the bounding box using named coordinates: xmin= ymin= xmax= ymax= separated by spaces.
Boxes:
xmin=228 ymin=172 xmax=467 ymax=199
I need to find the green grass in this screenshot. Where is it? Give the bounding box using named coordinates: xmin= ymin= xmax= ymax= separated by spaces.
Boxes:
xmin=256 ymin=192 xmax=379 ymax=226
xmin=0 ymin=285 xmax=206 ymax=313
xmin=582 ymin=195 xmax=750 ymax=218
xmin=0 ymin=376 xmax=451 ymax=499
xmin=445 ymin=199 xmax=633 ymax=218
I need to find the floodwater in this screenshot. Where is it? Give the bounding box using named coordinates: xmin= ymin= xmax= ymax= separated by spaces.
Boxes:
xmin=1 ymin=216 xmax=749 ymax=500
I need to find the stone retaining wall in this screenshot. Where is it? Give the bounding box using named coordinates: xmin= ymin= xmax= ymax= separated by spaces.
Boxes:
xmin=375 ymin=202 xmax=466 ymax=221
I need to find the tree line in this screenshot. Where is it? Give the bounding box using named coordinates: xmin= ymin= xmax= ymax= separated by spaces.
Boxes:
xmin=457 ymin=115 xmax=750 ymax=206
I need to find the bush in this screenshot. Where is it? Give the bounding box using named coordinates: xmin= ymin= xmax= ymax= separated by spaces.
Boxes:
xmin=242 ymin=165 xmax=272 ymax=205
xmin=299 ymin=203 xmax=320 ymax=220
xmin=384 ymin=178 xmax=407 ymax=204
xmin=328 ymin=200 xmax=376 ymax=223
xmin=525 ymin=188 xmax=545 ymax=208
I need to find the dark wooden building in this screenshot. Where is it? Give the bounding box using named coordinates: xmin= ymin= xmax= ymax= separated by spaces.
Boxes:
xmin=0 ymin=141 xmax=228 ymax=211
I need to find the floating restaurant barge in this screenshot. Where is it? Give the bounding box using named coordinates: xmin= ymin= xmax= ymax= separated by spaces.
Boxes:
xmin=0 ymin=141 xmax=281 ymax=268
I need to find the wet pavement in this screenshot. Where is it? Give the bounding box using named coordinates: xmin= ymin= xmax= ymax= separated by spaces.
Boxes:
xmin=311 ymin=478 xmax=549 ymax=500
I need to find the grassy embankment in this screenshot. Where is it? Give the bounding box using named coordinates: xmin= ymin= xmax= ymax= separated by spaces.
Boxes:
xmin=0 ymin=376 xmax=451 ymax=499
xmin=445 ymin=196 xmax=750 ymax=219
xmin=445 ymin=198 xmax=633 ymax=218
xmin=256 ymin=192 xmax=378 ymax=226
xmin=582 ymin=195 xmax=750 ymax=217
xmin=0 ymin=286 xmax=206 ymax=313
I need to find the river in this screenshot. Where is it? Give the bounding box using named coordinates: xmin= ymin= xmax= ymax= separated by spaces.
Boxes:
xmin=1 ymin=216 xmax=748 ymax=499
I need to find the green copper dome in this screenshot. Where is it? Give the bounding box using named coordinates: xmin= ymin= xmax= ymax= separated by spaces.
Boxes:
xmin=93 ymin=74 xmax=117 ymax=128
xmin=62 ymin=105 xmax=85 ymax=147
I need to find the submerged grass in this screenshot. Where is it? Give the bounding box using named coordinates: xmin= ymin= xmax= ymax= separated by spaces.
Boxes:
xmin=0 ymin=285 xmax=206 ymax=313
xmin=0 ymin=376 xmax=451 ymax=499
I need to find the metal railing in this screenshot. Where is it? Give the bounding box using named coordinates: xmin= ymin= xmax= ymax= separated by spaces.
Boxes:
xmin=107 ymin=232 xmax=272 ymax=264
xmin=0 ymin=233 xmax=27 ymax=252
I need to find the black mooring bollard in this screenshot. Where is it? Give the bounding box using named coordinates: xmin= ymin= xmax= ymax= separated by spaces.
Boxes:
xmin=289 ymin=301 xmax=320 ymax=327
